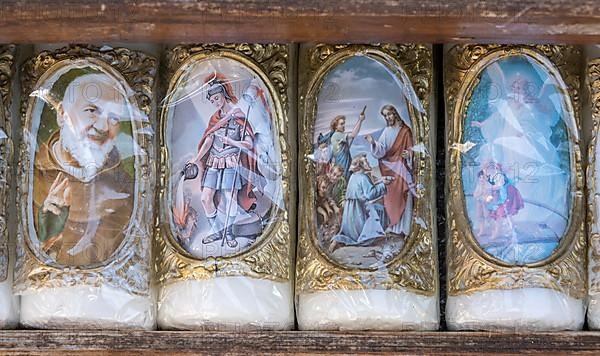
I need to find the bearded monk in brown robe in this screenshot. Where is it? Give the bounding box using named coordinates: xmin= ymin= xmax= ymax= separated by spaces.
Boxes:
xmin=33 ymin=73 xmax=134 ymax=267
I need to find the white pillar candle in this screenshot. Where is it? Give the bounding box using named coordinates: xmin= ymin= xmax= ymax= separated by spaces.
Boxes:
xmin=447 ymin=289 xmax=584 ymax=331
xmin=444 ymin=44 xmax=586 ymax=331
xmin=298 ymin=290 xmax=438 ymax=331
xmin=16 ymin=44 xmax=158 ymax=329
xmin=156 ymin=44 xmax=296 ymax=330
xmin=0 ymin=44 xmax=17 ymax=329
xmin=20 ymin=285 xmax=154 ymax=329
xmin=158 ymin=278 xmax=293 ymax=330
xmin=296 ymin=44 xmax=439 ymax=330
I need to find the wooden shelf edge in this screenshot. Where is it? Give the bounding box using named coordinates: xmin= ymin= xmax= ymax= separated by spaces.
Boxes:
xmin=0 ymin=0 xmax=598 ymax=44
xmin=1 ymin=330 xmax=600 ymax=353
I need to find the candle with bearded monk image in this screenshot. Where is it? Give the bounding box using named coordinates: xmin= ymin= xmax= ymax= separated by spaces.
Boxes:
xmin=16 ymin=46 xmax=157 ymax=329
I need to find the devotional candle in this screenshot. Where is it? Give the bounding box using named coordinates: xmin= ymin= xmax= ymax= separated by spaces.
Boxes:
xmin=295 ymin=44 xmax=439 ymax=330
xmin=0 ymin=44 xmax=17 ymax=329
xmin=15 ymin=45 xmax=157 ymax=329
xmin=586 ymin=52 xmax=600 ymax=329
xmin=444 ymin=44 xmax=586 ymax=331
xmin=155 ymin=44 xmax=296 ymax=330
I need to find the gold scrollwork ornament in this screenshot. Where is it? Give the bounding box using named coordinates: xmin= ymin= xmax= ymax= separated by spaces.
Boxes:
xmin=0 ymin=44 xmax=15 ymax=283
xmin=587 ymin=58 xmax=600 ymax=296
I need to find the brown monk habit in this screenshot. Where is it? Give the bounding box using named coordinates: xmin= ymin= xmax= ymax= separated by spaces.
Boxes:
xmin=379 ymin=125 xmax=413 ymax=227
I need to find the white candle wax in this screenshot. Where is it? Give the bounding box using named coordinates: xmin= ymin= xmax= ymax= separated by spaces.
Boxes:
xmin=298 ymin=289 xmax=438 ymax=330
xmin=158 ymin=277 xmax=293 ymax=330
xmin=0 ymin=278 xmax=18 ymax=328
xmin=588 ymin=296 xmax=600 ymax=329
xmin=20 ymin=285 xmax=155 ymax=329
xmin=446 ymin=288 xmax=584 ymax=331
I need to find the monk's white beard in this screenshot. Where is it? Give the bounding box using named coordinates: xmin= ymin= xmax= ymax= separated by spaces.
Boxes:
xmin=60 ymin=122 xmax=115 ymax=177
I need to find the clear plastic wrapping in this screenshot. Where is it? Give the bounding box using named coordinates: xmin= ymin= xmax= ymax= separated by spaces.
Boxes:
xmin=445 ymin=44 xmax=586 ymax=331
xmin=15 ymin=45 xmax=157 ymax=329
xmin=155 ymin=44 xmax=295 ymax=330
xmin=295 ymin=44 xmax=439 ymax=331
xmin=0 ymin=44 xmax=18 ymax=329
xmin=587 ymin=52 xmax=600 ymax=329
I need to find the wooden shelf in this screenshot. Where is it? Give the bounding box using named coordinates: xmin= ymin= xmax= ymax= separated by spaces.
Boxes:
xmin=1 ymin=330 xmax=600 ymax=354
xmin=0 ymin=0 xmax=597 ymax=44
xmin=0 ymin=330 xmax=600 ymax=354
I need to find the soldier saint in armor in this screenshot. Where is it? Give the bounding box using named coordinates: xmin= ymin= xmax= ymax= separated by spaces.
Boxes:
xmin=188 ymin=73 xmax=260 ymax=248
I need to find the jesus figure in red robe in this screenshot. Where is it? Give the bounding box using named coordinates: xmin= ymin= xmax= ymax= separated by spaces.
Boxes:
xmin=365 ymin=104 xmax=414 ymax=237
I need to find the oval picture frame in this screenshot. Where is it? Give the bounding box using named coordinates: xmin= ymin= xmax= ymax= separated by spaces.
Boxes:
xmin=453 ymin=48 xmax=579 ymax=268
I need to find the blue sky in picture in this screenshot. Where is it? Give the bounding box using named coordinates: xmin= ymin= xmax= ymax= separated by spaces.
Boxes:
xmin=313 ymin=55 xmax=413 ymax=169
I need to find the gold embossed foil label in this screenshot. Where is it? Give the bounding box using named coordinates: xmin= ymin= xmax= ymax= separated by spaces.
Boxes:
xmin=15 ymin=45 xmax=156 ymax=295
xmin=0 ymin=45 xmax=15 ymax=283
xmin=296 ymin=44 xmax=438 ymax=296
xmin=445 ymin=45 xmax=585 ymax=299
xmin=156 ymin=44 xmax=295 ymax=284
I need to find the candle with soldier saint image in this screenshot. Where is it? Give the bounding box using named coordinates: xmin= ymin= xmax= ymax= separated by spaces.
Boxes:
xmin=157 ymin=54 xmax=293 ymax=330
xmin=169 ymin=72 xmax=281 ymax=258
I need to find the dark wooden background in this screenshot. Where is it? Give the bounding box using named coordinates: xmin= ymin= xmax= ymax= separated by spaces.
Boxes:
xmin=0 ymin=0 xmax=596 ymax=44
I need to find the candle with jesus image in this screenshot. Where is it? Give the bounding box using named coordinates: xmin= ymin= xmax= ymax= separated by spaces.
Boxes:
xmin=297 ymin=47 xmax=439 ymax=331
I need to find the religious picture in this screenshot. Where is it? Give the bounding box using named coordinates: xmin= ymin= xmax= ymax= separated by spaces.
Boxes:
xmin=164 ymin=57 xmax=283 ymax=259
xmin=311 ymin=55 xmax=423 ymax=269
xmin=30 ymin=64 xmax=139 ymax=267
xmin=461 ymin=55 xmax=572 ymax=265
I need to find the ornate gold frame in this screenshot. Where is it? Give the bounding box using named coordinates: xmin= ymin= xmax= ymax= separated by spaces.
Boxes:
xmin=15 ymin=45 xmax=157 ymax=295
xmin=445 ymin=44 xmax=586 ymax=299
xmin=296 ymin=44 xmax=437 ymax=296
xmin=588 ymin=58 xmax=600 ymax=296
xmin=156 ymin=44 xmax=294 ymax=285
xmin=0 ymin=45 xmax=15 ymax=283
